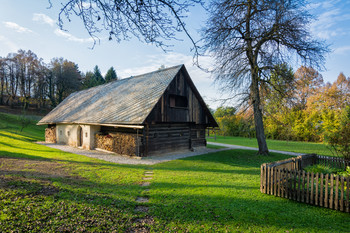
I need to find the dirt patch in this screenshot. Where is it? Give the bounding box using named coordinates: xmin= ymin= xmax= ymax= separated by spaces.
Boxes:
xmin=0 ymin=157 xmax=72 ymax=179
xmin=0 ymin=176 xmax=59 ymax=196
xmin=126 ymin=216 xmax=155 ymax=233
xmin=0 ymin=157 xmax=84 ymax=196
xmin=135 ymin=206 xmax=149 ymax=213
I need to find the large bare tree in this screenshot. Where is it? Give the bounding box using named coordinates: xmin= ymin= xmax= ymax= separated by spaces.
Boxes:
xmin=201 ymin=0 xmax=329 ymax=154
xmin=53 ymin=0 xmax=203 ymax=49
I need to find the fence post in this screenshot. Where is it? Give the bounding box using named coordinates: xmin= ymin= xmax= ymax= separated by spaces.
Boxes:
xmin=260 ymin=164 xmax=265 ymax=193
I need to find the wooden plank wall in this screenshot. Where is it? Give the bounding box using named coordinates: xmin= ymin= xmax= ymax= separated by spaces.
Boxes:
xmin=146 ymin=124 xmax=190 ymax=155
xmin=145 ymin=70 xmax=209 ymax=125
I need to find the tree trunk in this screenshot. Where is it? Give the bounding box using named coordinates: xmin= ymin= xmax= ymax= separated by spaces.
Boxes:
xmin=251 ymin=71 xmax=269 ymax=155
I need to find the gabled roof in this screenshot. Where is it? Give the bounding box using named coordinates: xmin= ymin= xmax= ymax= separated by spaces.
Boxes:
xmin=38 ymin=64 xmax=217 ymax=127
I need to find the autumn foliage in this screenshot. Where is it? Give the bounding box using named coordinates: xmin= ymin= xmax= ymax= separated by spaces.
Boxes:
xmin=214 ymin=66 xmax=350 ymax=149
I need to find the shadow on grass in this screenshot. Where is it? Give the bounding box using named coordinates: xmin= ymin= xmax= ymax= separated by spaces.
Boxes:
xmin=0 ymin=150 xmax=149 ymax=170
xmin=0 ymin=168 xmax=139 ymax=232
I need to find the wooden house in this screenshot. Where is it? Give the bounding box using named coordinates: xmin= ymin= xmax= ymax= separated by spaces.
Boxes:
xmin=38 ymin=65 xmax=218 ymax=157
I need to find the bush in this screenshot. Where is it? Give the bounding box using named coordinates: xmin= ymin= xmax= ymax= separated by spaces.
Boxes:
xmin=325 ymin=106 xmax=350 ymax=160
xmin=304 ymin=164 xmax=343 ymax=175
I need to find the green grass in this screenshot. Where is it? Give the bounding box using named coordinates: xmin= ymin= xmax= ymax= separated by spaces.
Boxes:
xmin=0 ymin=112 xmax=147 ymax=232
xmin=1 ymin=112 xmax=349 ymax=232
xmin=207 ymin=135 xmax=333 ymax=156
xmin=206 ymin=144 xmax=227 ymax=149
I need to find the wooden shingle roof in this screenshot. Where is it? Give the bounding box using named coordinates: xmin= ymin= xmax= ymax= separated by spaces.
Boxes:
xmin=38 ymin=65 xmax=183 ymax=126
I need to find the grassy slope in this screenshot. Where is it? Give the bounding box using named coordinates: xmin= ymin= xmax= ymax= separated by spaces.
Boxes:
xmin=0 ymin=112 xmax=349 ymax=232
xmin=207 ymin=135 xmax=333 ymax=156
xmin=0 ymin=112 xmax=147 ymax=232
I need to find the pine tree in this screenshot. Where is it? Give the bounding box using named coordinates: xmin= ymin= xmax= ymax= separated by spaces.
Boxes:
xmin=93 ymin=65 xmax=105 ymax=85
xmin=105 ymin=67 xmax=118 ymax=83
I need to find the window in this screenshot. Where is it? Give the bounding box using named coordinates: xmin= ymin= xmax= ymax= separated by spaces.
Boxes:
xmin=169 ymin=94 xmax=188 ymax=108
xmin=85 ymin=132 xmax=88 ymax=137
xmin=60 ymin=130 xmax=62 ymax=135
xmin=67 ymin=131 xmax=70 ymax=136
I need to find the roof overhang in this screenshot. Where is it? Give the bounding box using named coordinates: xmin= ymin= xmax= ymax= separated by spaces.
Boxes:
xmin=37 ymin=122 xmax=144 ymax=129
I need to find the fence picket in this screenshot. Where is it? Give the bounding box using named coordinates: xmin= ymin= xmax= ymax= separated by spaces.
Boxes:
xmin=315 ymin=173 xmax=319 ymax=206
xmin=260 ymin=154 xmax=349 ymax=213
xmin=340 ymin=176 xmax=344 ymax=212
xmin=320 ymin=173 xmax=324 ymax=207
xmin=260 ymin=164 xmax=264 ymax=193
xmin=330 ymin=174 xmax=334 ymax=209
xmin=273 ymin=167 xmax=276 ymax=196
xmin=270 ymin=167 xmax=274 ymax=195
xmin=306 ymin=171 xmax=310 ymax=204
xmin=277 ymin=169 xmax=281 ymax=197
xmin=346 ymin=176 xmax=349 ymax=213
xmin=302 ymin=170 xmax=306 ymax=203
xmin=335 ymin=175 xmax=339 ymax=211
xmin=325 ymin=174 xmax=329 ymax=208
xmin=297 ymin=170 xmax=301 ymax=202
xmin=310 ymin=172 xmax=314 ymax=205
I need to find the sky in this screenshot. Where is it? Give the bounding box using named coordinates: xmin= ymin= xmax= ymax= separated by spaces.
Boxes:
xmin=1 ymin=0 xmax=350 ymax=109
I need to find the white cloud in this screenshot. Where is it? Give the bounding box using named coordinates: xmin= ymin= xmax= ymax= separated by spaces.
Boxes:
xmin=310 ymin=1 xmax=350 ymax=39
xmin=3 ymin=21 xmax=33 ymax=33
xmin=54 ymin=29 xmax=94 ymax=43
xmin=32 ymin=13 xmax=55 ymax=27
xmin=334 ymin=46 xmax=350 ymax=54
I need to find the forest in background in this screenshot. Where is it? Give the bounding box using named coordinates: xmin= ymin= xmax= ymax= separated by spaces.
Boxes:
xmin=0 ymin=49 xmax=117 ymax=111
xmin=214 ymin=64 xmax=350 ymax=145
xmin=1 ymin=49 xmax=349 ymax=147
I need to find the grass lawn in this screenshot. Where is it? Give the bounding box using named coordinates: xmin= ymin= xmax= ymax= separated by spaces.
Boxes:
xmin=207 ymin=135 xmax=333 ymax=156
xmin=0 ymin=112 xmax=349 ymax=232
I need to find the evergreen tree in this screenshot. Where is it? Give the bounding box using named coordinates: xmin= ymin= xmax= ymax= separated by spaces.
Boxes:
xmin=82 ymin=71 xmax=96 ymax=89
xmin=105 ymin=67 xmax=118 ymax=83
xmin=93 ymin=65 xmax=105 ymax=85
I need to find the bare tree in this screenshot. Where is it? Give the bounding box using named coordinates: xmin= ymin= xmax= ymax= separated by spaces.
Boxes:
xmin=201 ymin=0 xmax=329 ymax=154
xmin=53 ymin=0 xmax=203 ymax=50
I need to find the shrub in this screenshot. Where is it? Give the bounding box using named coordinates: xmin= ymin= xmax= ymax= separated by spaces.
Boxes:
xmin=304 ymin=164 xmax=342 ymax=175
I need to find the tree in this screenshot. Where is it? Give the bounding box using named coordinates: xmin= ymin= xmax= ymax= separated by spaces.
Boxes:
xmin=82 ymin=71 xmax=96 ymax=89
xmin=326 ymin=106 xmax=350 ymax=161
xmin=93 ymin=65 xmax=105 ymax=85
xmin=55 ymin=0 xmax=202 ymax=50
xmin=201 ymin=0 xmax=329 ymax=154
xmin=105 ymin=67 xmax=117 ymax=83
xmin=294 ymin=66 xmax=324 ymax=109
xmin=51 ymin=58 xmax=81 ymax=104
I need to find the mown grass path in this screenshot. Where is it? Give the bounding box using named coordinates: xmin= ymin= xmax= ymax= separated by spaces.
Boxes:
xmin=207 ymin=135 xmax=333 ymax=156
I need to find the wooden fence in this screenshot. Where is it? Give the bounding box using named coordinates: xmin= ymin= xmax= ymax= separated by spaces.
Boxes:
xmin=261 ymin=154 xmax=350 ymax=213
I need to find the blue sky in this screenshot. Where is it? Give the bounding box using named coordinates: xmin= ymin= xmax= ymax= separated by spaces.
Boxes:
xmin=1 ymin=0 xmax=350 ymax=109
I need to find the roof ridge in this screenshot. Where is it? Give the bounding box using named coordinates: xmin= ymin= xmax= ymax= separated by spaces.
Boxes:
xmin=119 ymin=64 xmax=183 ymax=82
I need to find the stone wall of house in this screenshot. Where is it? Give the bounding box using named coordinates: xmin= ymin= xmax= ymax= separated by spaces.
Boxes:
xmin=56 ymin=124 xmax=100 ymax=150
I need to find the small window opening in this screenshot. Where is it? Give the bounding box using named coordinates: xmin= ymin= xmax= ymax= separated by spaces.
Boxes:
xmin=169 ymin=94 xmax=188 ymax=108
xmin=85 ymin=132 xmax=88 ymax=137
xmin=60 ymin=130 xmax=62 ymax=135
xmin=67 ymin=131 xmax=70 ymax=136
